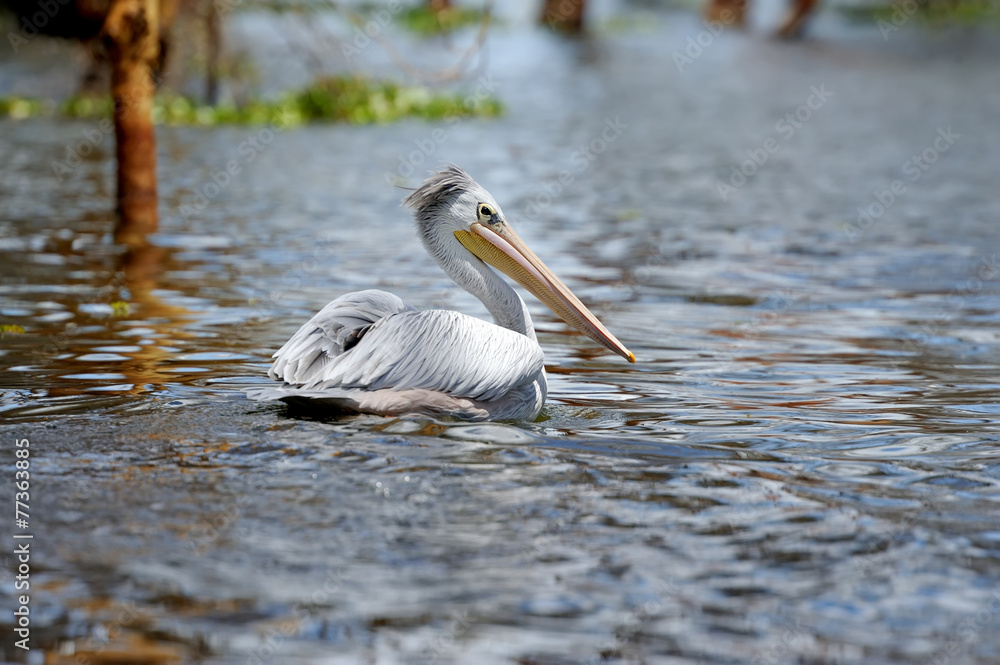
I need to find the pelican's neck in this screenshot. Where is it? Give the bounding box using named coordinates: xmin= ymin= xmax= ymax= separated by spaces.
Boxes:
xmin=468 ymin=260 xmax=536 ymax=341
xmin=421 ymin=231 xmax=537 ymax=341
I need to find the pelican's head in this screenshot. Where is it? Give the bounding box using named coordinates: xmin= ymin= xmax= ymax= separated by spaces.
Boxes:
xmin=404 ymin=166 xmax=635 ymax=363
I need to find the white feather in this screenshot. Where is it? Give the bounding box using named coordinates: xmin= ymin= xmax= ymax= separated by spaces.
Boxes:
xmin=246 ymin=166 xmax=555 ymax=421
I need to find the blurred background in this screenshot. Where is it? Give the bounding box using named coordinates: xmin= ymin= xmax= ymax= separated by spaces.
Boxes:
xmin=1 ymin=0 xmax=999 ymax=663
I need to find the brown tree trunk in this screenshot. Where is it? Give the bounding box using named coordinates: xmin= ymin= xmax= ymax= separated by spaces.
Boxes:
xmin=205 ymin=1 xmax=221 ymax=105
xmin=705 ymin=0 xmax=748 ymax=28
xmin=102 ymin=0 xmax=160 ymax=248
xmin=540 ymin=0 xmax=586 ymax=32
xmin=776 ymin=0 xmax=819 ymax=39
xmin=428 ymin=0 xmax=452 ymax=12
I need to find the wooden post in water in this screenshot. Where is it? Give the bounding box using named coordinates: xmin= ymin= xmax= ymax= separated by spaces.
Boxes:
xmin=540 ymin=0 xmax=586 ymax=33
xmin=102 ymin=0 xmax=160 ymax=247
xmin=205 ymin=1 xmax=221 ymax=105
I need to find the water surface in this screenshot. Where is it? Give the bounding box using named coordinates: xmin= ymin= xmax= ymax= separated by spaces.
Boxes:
xmin=1 ymin=6 xmax=999 ymax=664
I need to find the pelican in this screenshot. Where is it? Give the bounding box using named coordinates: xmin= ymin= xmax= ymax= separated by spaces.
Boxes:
xmin=245 ymin=166 xmax=634 ymax=421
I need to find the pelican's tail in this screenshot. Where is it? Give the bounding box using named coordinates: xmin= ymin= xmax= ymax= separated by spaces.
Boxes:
xmin=244 ymin=386 xmax=367 ymax=414
xmin=243 ymin=386 xmax=491 ymax=421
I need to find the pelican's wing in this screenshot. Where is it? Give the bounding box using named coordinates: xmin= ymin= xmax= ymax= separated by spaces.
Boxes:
xmin=268 ymin=289 xmax=416 ymax=387
xmin=289 ymin=309 xmax=544 ymax=402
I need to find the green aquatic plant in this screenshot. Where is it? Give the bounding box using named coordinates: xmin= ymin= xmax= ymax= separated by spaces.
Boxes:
xmin=0 ymin=76 xmax=502 ymax=126
xmin=0 ymin=97 xmax=48 ymax=119
xmin=597 ymin=12 xmax=661 ymax=34
xmin=840 ymin=0 xmax=1000 ymax=27
xmin=396 ymin=4 xmax=488 ymax=35
xmin=290 ymin=76 xmax=501 ymax=123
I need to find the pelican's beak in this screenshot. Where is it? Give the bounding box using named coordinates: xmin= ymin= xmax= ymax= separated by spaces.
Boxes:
xmin=456 ymin=222 xmax=635 ymax=363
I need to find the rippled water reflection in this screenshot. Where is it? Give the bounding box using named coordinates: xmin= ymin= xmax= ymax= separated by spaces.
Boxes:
xmin=2 ymin=5 xmax=1000 ymax=664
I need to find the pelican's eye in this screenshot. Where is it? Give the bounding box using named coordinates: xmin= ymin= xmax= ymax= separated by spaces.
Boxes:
xmin=477 ymin=203 xmax=498 ymax=224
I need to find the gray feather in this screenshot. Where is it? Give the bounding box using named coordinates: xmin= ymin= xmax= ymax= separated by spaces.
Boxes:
xmin=293 ymin=309 xmax=543 ymax=402
xmin=245 ymin=386 xmax=495 ymax=421
xmin=268 ymin=290 xmax=415 ymax=387
xmin=247 ymin=167 xmax=555 ymax=421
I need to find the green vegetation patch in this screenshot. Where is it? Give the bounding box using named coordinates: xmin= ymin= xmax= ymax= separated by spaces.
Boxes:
xmin=0 ymin=97 xmax=51 ymax=119
xmin=598 ymin=12 xmax=662 ymax=34
xmin=289 ymin=76 xmax=501 ymax=123
xmin=396 ymin=5 xmax=488 ymax=36
xmin=840 ymin=0 xmax=1000 ymax=27
xmin=1 ymin=76 xmax=502 ymax=126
